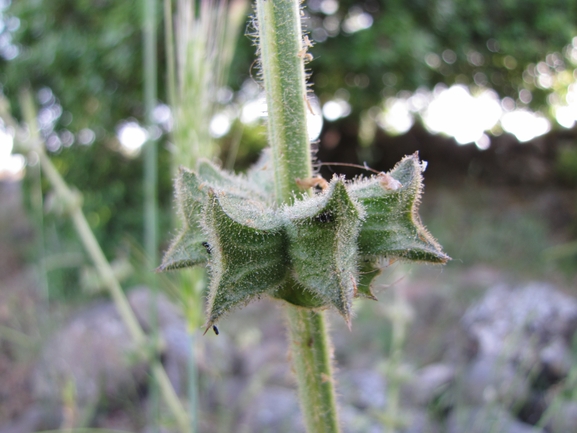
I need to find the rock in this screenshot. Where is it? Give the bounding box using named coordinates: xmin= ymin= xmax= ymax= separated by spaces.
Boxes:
xmin=339 ymin=405 xmax=382 ymax=433
xmin=462 ymin=283 xmax=577 ymax=365
xmin=399 ymin=409 xmax=441 ymax=433
xmin=407 ymin=363 xmax=455 ymax=406
xmin=242 ymin=386 xmax=305 ymax=433
xmin=33 ymin=302 xmax=148 ymax=409
xmin=338 ymin=369 xmax=387 ymax=410
xmin=447 ymin=406 xmax=543 ymax=433
xmin=539 ymin=338 xmax=573 ymax=378
xmin=461 ymin=355 xmax=530 ymax=407
xmin=0 ymin=404 xmax=62 ymax=433
xmin=128 ymin=287 xmax=191 ymax=395
xmin=546 ymin=401 xmax=577 ymax=433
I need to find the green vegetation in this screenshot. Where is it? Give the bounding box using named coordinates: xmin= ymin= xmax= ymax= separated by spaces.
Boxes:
xmin=158 ymin=1 xmax=447 ymax=430
xmin=1 ymin=0 xmax=577 ymax=432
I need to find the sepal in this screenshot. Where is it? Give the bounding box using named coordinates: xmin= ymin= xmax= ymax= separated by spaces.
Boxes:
xmin=203 ymin=190 xmax=288 ymax=327
xmin=158 ymin=167 xmax=209 ymax=271
xmin=284 ymin=179 xmax=363 ymax=323
xmin=349 ymin=153 xmax=449 ymax=264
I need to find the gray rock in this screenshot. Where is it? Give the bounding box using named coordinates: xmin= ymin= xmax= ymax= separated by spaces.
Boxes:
xmin=461 ymin=355 xmax=530 ymax=407
xmin=400 ymin=409 xmax=441 ymax=433
xmin=340 ymin=405 xmax=382 ymax=433
xmin=539 ymin=338 xmax=573 ymax=378
xmin=242 ymin=386 xmax=305 ymax=433
xmin=407 ymin=363 xmax=455 ymax=406
xmin=447 ymin=406 xmax=542 ymax=433
xmin=33 ymin=302 xmax=147 ymax=408
xmin=546 ymin=401 xmax=577 ymax=433
xmin=128 ymin=287 xmax=192 ymax=395
xmin=339 ymin=369 xmax=387 ymax=410
xmin=0 ymin=404 xmax=62 ymax=433
xmin=462 ymin=283 xmax=577 ymax=384
xmin=462 ymin=283 xmax=577 ymax=368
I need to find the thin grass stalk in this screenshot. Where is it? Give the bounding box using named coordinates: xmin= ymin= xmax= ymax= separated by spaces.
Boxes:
xmin=6 ymin=91 xmax=191 ymax=433
xmin=164 ymin=0 xmax=177 ymax=110
xmin=143 ymin=0 xmax=161 ymax=428
xmin=254 ymin=1 xmax=340 ymax=431
xmin=144 ymin=0 xmax=159 ymax=269
xmin=382 ymin=286 xmax=410 ymax=433
xmin=164 ymin=1 xmax=247 ymax=431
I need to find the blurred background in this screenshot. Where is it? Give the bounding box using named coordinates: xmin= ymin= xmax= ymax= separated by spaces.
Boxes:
xmin=1 ymin=0 xmax=577 ymax=432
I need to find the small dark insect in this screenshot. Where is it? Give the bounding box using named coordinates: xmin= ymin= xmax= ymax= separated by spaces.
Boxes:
xmin=202 ymin=241 xmax=211 ymax=254
xmin=212 ymin=325 xmax=219 ymax=336
xmin=315 ymin=211 xmax=334 ymax=223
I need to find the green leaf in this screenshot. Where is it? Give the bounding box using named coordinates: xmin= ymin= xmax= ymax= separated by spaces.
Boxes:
xmin=284 ymin=179 xmax=363 ymax=323
xmin=203 ymin=189 xmax=288 ymax=327
xmin=349 ymin=153 xmax=449 ymax=264
xmin=158 ymin=167 xmax=209 ymax=271
xmin=246 ymin=148 xmax=276 ymax=197
xmin=198 ymin=159 xmax=270 ymax=202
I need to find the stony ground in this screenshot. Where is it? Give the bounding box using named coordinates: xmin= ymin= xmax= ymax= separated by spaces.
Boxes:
xmin=1 ymin=179 xmax=576 ymax=433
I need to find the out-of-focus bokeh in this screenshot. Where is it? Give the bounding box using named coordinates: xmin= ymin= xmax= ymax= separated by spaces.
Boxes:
xmin=1 ymin=0 xmax=577 ymax=432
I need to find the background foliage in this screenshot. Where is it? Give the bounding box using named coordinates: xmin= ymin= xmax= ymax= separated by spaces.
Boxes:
xmin=1 ymin=0 xmax=576 ymax=291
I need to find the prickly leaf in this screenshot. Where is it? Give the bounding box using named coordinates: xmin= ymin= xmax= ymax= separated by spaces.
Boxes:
xmin=203 ymin=190 xmax=288 ymax=327
xmin=349 ymin=153 xmax=449 ymax=264
xmin=283 ymin=179 xmax=362 ymax=322
xmin=158 ymin=167 xmax=209 ymax=271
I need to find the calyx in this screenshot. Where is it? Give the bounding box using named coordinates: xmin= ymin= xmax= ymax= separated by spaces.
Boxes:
xmin=159 ymin=151 xmax=449 ymax=329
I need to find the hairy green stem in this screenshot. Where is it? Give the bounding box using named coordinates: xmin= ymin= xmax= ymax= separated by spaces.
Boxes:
xmin=13 ymin=91 xmax=191 ymax=433
xmin=286 ymin=308 xmax=340 ymax=432
xmin=255 ymin=1 xmax=340 ymax=431
xmin=256 ymin=0 xmax=312 ymax=205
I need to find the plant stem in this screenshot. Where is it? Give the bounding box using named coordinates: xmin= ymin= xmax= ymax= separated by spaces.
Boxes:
xmin=163 ymin=0 xmax=177 ymax=110
xmin=143 ymin=0 xmax=160 ymax=429
xmin=143 ymin=0 xmax=159 ymax=268
xmin=256 ymin=0 xmax=312 ymax=206
xmin=13 ymin=91 xmax=191 ymax=433
xmin=255 ymin=1 xmax=340 ymax=431
xmin=286 ymin=308 xmax=340 ymax=432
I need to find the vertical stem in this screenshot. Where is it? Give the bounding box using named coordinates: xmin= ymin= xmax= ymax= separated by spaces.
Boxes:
xmin=143 ymin=0 xmax=160 ymax=429
xmin=255 ymin=1 xmax=340 ymax=432
xmin=143 ymin=0 xmax=158 ymax=268
xmin=286 ymin=308 xmax=340 ymax=433
xmin=163 ymin=0 xmax=177 ymax=110
xmin=384 ymin=286 xmax=406 ymax=433
xmin=16 ymin=90 xmax=191 ymax=433
xmin=256 ymin=0 xmax=312 ymax=205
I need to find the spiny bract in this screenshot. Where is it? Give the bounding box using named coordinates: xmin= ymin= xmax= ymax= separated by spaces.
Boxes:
xmin=159 ymin=151 xmax=449 ymax=330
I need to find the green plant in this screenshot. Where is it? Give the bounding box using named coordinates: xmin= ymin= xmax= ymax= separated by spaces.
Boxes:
xmin=163 ymin=1 xmax=248 ymax=431
xmin=0 ymin=91 xmax=191 ymax=433
xmin=159 ymin=1 xmax=448 ymax=431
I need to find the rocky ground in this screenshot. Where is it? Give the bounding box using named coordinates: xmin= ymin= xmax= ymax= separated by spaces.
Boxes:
xmin=1 ymin=178 xmax=576 ymax=433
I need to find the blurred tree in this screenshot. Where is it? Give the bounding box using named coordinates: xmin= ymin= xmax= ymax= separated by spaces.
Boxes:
xmin=1 ymin=0 xmax=576 ymax=269
xmin=1 ymin=0 xmax=148 ymax=133
xmin=1 ymin=0 xmax=173 ymax=268
xmin=2 ymin=0 xmax=576 ymax=134
xmin=303 ymin=0 xmax=577 ymax=114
